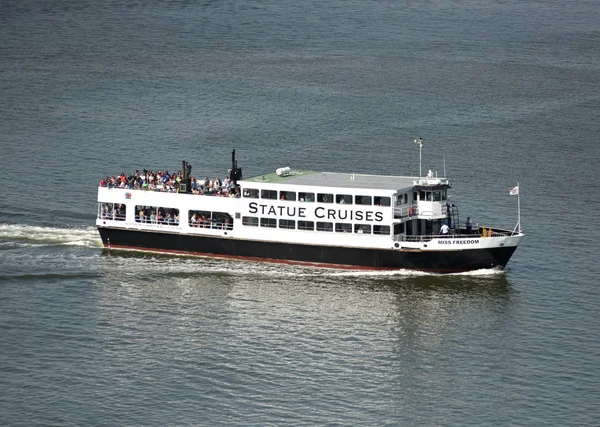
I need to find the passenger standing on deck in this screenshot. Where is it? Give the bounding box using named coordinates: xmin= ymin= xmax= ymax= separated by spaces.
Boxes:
xmin=440 ymin=223 xmax=450 ymax=235
xmin=466 ymin=217 xmax=473 ymax=233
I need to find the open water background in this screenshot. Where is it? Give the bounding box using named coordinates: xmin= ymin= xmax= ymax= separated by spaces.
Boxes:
xmin=1 ymin=0 xmax=599 ymax=425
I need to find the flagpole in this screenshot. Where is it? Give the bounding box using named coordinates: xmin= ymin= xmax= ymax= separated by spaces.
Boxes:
xmin=517 ymin=181 xmax=521 ymax=233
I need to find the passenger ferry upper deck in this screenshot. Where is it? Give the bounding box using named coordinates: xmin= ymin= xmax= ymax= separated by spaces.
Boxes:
xmin=243 ymin=169 xmax=440 ymax=192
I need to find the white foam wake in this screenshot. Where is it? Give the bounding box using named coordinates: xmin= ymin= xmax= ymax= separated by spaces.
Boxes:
xmin=0 ymin=223 xmax=102 ymax=248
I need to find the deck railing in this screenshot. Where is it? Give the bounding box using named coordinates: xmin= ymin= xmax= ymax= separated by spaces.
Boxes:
xmin=393 ymin=204 xmax=419 ymax=219
xmin=392 ymin=228 xmax=514 ymax=242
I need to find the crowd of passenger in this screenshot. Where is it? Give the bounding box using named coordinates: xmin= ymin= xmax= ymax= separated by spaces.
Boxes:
xmin=99 ymin=169 xmax=241 ymax=197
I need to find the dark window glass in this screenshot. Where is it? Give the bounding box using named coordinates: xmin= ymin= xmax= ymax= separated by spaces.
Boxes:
xmin=299 ymin=192 xmax=314 ymax=202
xmin=279 ymin=219 xmax=295 ymax=229
xmin=243 ymin=188 xmax=259 ymax=198
xmin=260 ymin=218 xmax=277 ymax=228
xmin=279 ymin=191 xmax=296 ymax=201
xmin=298 ymin=220 xmax=314 ymax=230
xmin=316 ymin=221 xmax=333 ymax=232
xmin=336 ymin=194 xmax=352 ymax=204
xmin=375 ymin=196 xmax=391 ymax=206
xmin=242 ymin=216 xmax=259 ymax=226
xmin=375 ymin=225 xmax=391 ymax=235
xmin=261 ymin=189 xmax=278 ymax=200
xmin=335 ymin=223 xmax=352 ymax=233
xmin=354 ymin=224 xmax=371 ymax=234
xmin=317 ymin=193 xmax=333 ymax=203
xmin=355 ymin=195 xmax=372 ymax=205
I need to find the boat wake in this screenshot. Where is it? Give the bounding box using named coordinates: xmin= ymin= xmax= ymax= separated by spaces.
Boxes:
xmin=0 ymin=223 xmax=102 ymax=248
xmin=328 ymin=268 xmax=504 ymax=277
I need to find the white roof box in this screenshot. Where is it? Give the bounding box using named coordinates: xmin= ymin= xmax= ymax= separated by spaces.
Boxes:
xmin=276 ymin=167 xmax=291 ymax=176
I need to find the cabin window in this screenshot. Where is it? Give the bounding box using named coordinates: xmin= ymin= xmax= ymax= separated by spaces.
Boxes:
xmin=260 ymin=218 xmax=277 ymax=228
xmin=299 ymin=192 xmax=314 ymax=202
xmin=336 ymin=194 xmax=352 ymax=204
xmin=159 ymin=208 xmax=179 ymax=225
xmin=279 ymin=191 xmax=296 ymax=201
xmin=413 ymin=192 xmax=418 ymax=203
xmin=212 ymin=211 xmax=233 ymax=230
xmin=317 ymin=193 xmax=333 ymax=203
xmin=261 ymin=189 xmax=278 ymax=200
xmin=279 ymin=219 xmax=295 ymax=229
xmin=354 ymin=224 xmax=371 ymax=234
xmin=316 ymin=221 xmax=333 ymax=232
xmin=136 ymin=205 xmax=178 ymax=224
xmin=374 ymin=196 xmax=391 ymax=207
xmin=335 ymin=223 xmax=352 ymax=233
xmin=242 ymin=216 xmax=258 ymax=227
xmin=298 ymin=220 xmax=314 ymax=230
xmin=375 ymin=225 xmax=392 ymax=235
xmin=189 ymin=210 xmax=212 ymax=228
xmin=243 ymin=188 xmax=259 ymax=198
xmin=441 ymin=190 xmax=447 ymax=201
xmin=99 ymin=203 xmax=126 ymax=221
xmin=355 ymin=195 xmax=372 ymax=205
xmin=433 ymin=191 xmax=441 ymax=202
xmin=135 ymin=205 xmax=153 ymax=223
xmin=392 ymin=223 xmax=404 ymax=235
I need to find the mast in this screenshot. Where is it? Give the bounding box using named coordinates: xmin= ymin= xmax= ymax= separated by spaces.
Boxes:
xmin=415 ymin=137 xmax=423 ymax=177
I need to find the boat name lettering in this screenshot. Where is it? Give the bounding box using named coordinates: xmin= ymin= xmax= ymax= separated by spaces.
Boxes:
xmin=248 ymin=202 xmax=383 ymax=222
xmin=438 ymin=239 xmax=480 ymax=245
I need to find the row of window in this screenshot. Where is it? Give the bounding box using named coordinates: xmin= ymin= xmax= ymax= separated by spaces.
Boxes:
xmin=99 ymin=203 xmax=399 ymax=235
xmin=242 ymin=216 xmax=391 ymax=235
xmin=242 ymin=188 xmax=391 ymax=206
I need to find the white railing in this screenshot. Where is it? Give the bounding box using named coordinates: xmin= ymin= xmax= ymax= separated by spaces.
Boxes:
xmin=392 ymin=228 xmax=512 ymax=242
xmin=393 ymin=204 xmax=419 ymax=219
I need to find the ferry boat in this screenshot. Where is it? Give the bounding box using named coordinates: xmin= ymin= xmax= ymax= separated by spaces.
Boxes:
xmin=96 ymin=150 xmax=524 ymax=273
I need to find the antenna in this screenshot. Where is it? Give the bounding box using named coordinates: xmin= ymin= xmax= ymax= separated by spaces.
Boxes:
xmin=414 ymin=137 xmax=423 ymax=177
xmin=443 ymin=154 xmax=446 ymax=178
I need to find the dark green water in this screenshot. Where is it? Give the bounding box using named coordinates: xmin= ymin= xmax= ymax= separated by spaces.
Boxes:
xmin=1 ymin=1 xmax=599 ymax=425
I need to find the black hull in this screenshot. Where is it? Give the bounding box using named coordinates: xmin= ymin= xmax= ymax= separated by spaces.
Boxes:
xmin=97 ymin=227 xmax=517 ymax=273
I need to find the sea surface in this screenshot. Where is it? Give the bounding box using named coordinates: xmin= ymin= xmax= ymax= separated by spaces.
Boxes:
xmin=1 ymin=0 xmax=599 ymax=425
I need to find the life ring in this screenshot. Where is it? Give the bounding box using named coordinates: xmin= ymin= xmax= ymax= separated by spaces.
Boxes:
xmin=408 ymin=207 xmax=414 ymax=217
